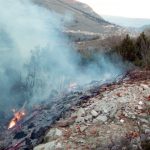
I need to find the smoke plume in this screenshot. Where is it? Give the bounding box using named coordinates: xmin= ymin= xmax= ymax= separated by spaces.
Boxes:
xmin=0 ymin=0 xmax=124 ymax=114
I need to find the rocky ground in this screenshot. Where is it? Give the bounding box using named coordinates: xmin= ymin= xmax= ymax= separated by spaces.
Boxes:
xmin=34 ymin=70 xmax=150 ymax=150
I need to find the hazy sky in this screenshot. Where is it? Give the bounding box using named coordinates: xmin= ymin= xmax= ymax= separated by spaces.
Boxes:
xmin=77 ymin=0 xmax=150 ymax=18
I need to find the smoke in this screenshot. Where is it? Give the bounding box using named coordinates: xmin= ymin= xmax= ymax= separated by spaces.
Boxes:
xmin=0 ymin=0 xmax=124 ymax=114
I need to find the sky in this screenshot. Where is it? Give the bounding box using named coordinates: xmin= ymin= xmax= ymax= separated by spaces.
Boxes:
xmin=77 ymin=0 xmax=150 ymax=19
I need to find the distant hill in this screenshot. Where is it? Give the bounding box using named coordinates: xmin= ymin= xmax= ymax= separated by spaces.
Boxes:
xmin=33 ymin=0 xmax=122 ymax=35
xmin=102 ymin=15 xmax=150 ymax=28
xmin=32 ymin=0 xmax=139 ymax=51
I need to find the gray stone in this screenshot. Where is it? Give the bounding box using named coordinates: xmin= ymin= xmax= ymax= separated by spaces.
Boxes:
xmin=145 ymin=129 xmax=150 ymax=134
xmin=147 ymin=137 xmax=150 ymax=141
xmin=140 ymin=84 xmax=149 ymax=90
xmin=137 ymin=105 xmax=143 ymax=110
xmin=140 ymin=134 xmax=146 ymax=141
xmin=75 ymin=117 xmax=85 ymax=123
xmin=95 ymin=102 xmax=117 ymax=117
xmin=77 ymin=139 xmax=86 ymax=143
xmin=138 ymin=113 xmax=147 ymax=117
xmin=45 ymin=128 xmax=62 ymax=142
xmin=142 ymin=124 xmax=149 ymax=129
xmin=55 ymin=129 xmax=62 ymax=136
xmin=34 ymin=144 xmax=45 ymax=150
xmin=139 ymin=118 xmax=149 ymax=124
xmin=109 ymin=105 xmax=118 ymax=117
xmin=122 ymin=147 xmax=127 ymax=150
xmin=132 ymin=144 xmax=138 ymax=150
xmin=84 ymin=115 xmax=92 ymax=121
xmin=94 ymin=115 xmax=108 ymax=123
xmin=91 ymin=110 xmax=98 ymax=117
xmin=56 ymin=142 xmax=63 ymax=149
xmin=34 ymin=141 xmax=57 ymax=150
xmin=145 ymin=101 xmax=150 ymax=106
xmin=80 ymin=125 xmax=88 ymax=132
xmin=125 ymin=112 xmax=136 ymax=119
xmin=77 ymin=108 xmax=86 ymax=117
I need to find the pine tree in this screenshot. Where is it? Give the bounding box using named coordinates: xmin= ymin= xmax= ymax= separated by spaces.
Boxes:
xmin=136 ymin=32 xmax=150 ymax=68
xmin=117 ymin=34 xmax=136 ymax=61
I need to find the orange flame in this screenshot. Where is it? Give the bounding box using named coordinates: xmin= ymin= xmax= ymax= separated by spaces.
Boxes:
xmin=8 ymin=110 xmax=26 ymax=129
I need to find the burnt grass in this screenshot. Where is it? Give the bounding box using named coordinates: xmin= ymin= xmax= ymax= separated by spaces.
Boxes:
xmin=0 ymin=70 xmax=150 ymax=149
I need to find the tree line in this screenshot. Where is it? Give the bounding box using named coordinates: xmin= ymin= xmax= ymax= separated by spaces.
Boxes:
xmin=114 ymin=32 xmax=150 ymax=68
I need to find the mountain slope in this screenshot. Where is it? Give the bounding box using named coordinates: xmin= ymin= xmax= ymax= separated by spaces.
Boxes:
xmin=33 ymin=0 xmax=121 ymax=34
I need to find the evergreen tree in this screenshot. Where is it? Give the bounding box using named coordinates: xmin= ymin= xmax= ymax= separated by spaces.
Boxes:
xmin=136 ymin=32 xmax=150 ymax=68
xmin=116 ymin=34 xmax=136 ymax=61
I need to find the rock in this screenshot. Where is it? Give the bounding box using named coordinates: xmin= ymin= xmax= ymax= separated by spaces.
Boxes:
xmin=34 ymin=144 xmax=45 ymax=150
xmin=91 ymin=110 xmax=98 ymax=117
xmin=138 ymin=113 xmax=147 ymax=117
xmin=145 ymin=100 xmax=150 ymax=106
xmin=75 ymin=117 xmax=85 ymax=123
xmin=120 ymin=119 xmax=125 ymax=123
xmin=115 ymin=110 xmax=122 ymax=119
xmin=131 ymin=144 xmax=138 ymax=150
xmin=56 ymin=142 xmax=63 ymax=149
xmin=34 ymin=141 xmax=57 ymax=150
xmin=57 ymin=116 xmax=77 ymax=127
xmin=137 ymin=105 xmax=143 ymax=110
xmin=44 ymin=128 xmax=62 ymax=142
xmin=140 ymin=134 xmax=146 ymax=141
xmin=95 ymin=102 xmax=117 ymax=117
xmin=55 ymin=129 xmax=62 ymax=136
xmin=122 ymin=147 xmax=127 ymax=150
xmin=80 ymin=125 xmax=88 ymax=132
xmin=142 ymin=124 xmax=149 ymax=129
xmin=147 ymin=137 xmax=150 ymax=141
xmin=139 ymin=118 xmax=149 ymax=124
xmin=138 ymin=101 xmax=144 ymax=105
xmin=76 ymin=138 xmax=86 ymax=143
xmin=77 ymin=108 xmax=86 ymax=117
xmin=84 ymin=115 xmax=92 ymax=121
xmin=109 ymin=105 xmax=118 ymax=118
xmin=145 ymin=129 xmax=150 ymax=134
xmin=89 ymin=127 xmax=98 ymax=135
xmin=93 ymin=115 xmax=108 ymax=123
xmin=141 ymin=84 xmax=149 ymax=90
xmin=111 ymin=145 xmax=121 ymax=150
xmin=125 ymin=112 xmax=136 ymax=119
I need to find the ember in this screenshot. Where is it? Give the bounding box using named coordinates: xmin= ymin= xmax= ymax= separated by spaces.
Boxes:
xmin=8 ymin=110 xmax=26 ymax=129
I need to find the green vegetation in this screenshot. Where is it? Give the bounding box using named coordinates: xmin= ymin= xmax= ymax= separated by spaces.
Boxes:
xmin=114 ymin=32 xmax=150 ymax=68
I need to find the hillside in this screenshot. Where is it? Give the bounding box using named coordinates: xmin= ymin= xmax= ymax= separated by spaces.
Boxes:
xmin=33 ymin=0 xmax=123 ymax=35
xmin=32 ymin=0 xmax=133 ymax=52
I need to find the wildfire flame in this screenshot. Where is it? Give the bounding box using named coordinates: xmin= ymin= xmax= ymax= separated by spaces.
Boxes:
xmin=8 ymin=110 xmax=26 ymax=129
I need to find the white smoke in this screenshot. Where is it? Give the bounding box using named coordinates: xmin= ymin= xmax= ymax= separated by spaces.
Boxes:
xmin=0 ymin=0 xmax=124 ymax=113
